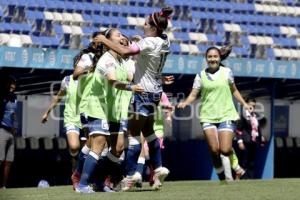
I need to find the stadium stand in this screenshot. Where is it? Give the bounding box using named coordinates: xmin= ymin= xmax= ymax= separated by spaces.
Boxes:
xmin=0 ymin=0 xmax=300 ymax=59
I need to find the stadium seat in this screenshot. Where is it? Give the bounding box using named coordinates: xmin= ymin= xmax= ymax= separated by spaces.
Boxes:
xmin=72 ymin=13 xmax=84 ymax=24
xmin=20 ymin=34 xmax=33 ymax=46
xmin=7 ymin=34 xmax=22 ymax=47
xmin=189 ymin=32 xmax=208 ymax=44
xmin=28 ymin=137 xmax=40 ymax=150
xmin=42 ymin=137 xmax=54 ymax=150
xmin=127 ymin=16 xmax=137 ymax=26
xmin=62 ymin=12 xmax=74 ymax=24
xmin=56 ymin=137 xmax=67 ymax=150
xmin=170 ymin=43 xmax=181 ymax=54
xmin=273 ymin=48 xmax=283 ymax=58
xmin=71 ymin=25 xmax=83 ymax=35
xmin=15 ymin=137 xmax=26 ymax=150
xmin=189 ymin=44 xmax=200 ymax=54
xmin=0 ymin=33 xmax=10 ymax=45
xmin=53 ymin=12 xmax=63 ymax=23
xmin=180 ymin=43 xmax=190 ymax=54
xmin=62 ymin=25 xmax=72 ymax=34
xmin=275 ymin=137 xmax=284 ymax=148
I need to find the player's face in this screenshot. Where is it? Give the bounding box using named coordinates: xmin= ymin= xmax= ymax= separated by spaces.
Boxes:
xmin=143 ymin=17 xmax=152 ymax=34
xmin=120 ymin=35 xmax=129 ymax=46
xmin=206 ymin=49 xmax=221 ymax=70
xmin=109 ymin=29 xmax=123 ymax=44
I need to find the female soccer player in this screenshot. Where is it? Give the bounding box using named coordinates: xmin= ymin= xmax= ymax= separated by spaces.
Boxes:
xmin=94 ymin=7 xmax=174 ymax=191
xmin=75 ymin=28 xmax=143 ymax=193
xmin=41 ymin=33 xmax=102 ymax=190
xmin=177 ymin=46 xmax=252 ymax=181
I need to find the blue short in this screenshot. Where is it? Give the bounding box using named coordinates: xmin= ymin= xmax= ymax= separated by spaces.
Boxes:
xmin=131 ymin=92 xmax=162 ymax=116
xmin=65 ymin=124 xmax=80 ymax=135
xmin=87 ymin=117 xmax=109 ymax=136
xmin=109 ymin=120 xmax=128 ymax=134
xmin=80 ymin=113 xmax=89 ymax=128
xmin=201 ymin=121 xmax=236 ymax=133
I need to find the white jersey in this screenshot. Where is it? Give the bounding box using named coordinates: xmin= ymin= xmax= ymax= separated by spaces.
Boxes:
xmin=60 ymin=75 xmax=78 ymax=91
xmin=134 ymin=36 xmax=170 ymax=93
xmin=95 ymin=51 xmax=122 ymax=77
xmin=77 ymin=53 xmax=94 ymax=71
xmin=192 ymin=67 xmax=234 ymax=90
xmin=123 ymin=58 xmax=136 ymax=79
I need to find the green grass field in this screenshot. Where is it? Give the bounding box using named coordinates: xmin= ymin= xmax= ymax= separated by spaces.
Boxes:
xmin=1 ymin=179 xmax=300 ymax=200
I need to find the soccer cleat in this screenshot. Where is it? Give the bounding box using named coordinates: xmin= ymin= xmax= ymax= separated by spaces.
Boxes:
xmin=235 ymin=168 xmax=247 ymax=180
xmin=71 ymin=171 xmax=81 ymax=190
xmin=103 ymin=185 xmax=116 ymax=193
xmin=121 ymin=172 xmax=142 ymax=191
xmin=152 ymin=167 xmax=169 ymax=190
xmin=75 ymin=184 xmax=95 ymax=193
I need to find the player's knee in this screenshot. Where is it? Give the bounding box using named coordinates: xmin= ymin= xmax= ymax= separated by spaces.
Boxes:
xmin=210 ymin=146 xmax=220 ymax=156
xmin=69 ymin=146 xmax=79 ymax=157
xmin=220 ymin=147 xmax=232 ymax=156
xmin=69 ymin=141 xmax=80 ymax=151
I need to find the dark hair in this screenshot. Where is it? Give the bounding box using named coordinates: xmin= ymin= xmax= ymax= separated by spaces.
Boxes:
xmin=219 ymin=45 xmax=232 ymax=61
xmin=73 ymin=31 xmax=105 ymax=72
xmin=205 ymin=46 xmax=221 ymax=58
xmin=149 ymin=7 xmax=173 ymax=35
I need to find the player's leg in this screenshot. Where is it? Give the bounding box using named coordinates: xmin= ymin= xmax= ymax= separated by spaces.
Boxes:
xmin=203 ymin=123 xmax=224 ymax=180
xmin=76 ymin=118 xmax=109 ymax=193
xmin=218 ymin=121 xmax=235 ymax=181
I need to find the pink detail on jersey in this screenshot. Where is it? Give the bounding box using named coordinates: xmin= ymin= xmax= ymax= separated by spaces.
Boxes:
xmin=129 ymin=42 xmax=140 ymax=54
xmin=160 ymin=92 xmax=171 ymax=106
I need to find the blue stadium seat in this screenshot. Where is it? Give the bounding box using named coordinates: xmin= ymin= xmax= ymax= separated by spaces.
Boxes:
xmin=266 ymin=48 xmax=275 ymax=60
xmin=0 ymin=22 xmax=12 ymax=33
xmin=170 ymin=43 xmax=181 ymax=54
xmin=54 ymin=24 xmax=63 ymax=35
xmin=198 ymin=44 xmax=210 ymax=54
xmin=173 ymin=32 xmax=190 ymax=42
xmin=82 ymin=26 xmax=93 ymax=35
xmin=206 ymin=34 xmax=224 ymax=45
xmin=81 ymin=37 xmax=90 ymax=47
xmin=233 ymin=3 xmax=255 ymax=14
xmin=26 ymin=10 xmax=44 ymax=20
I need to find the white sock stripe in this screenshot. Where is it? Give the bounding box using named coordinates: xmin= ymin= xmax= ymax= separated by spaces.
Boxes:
xmin=107 ymin=151 xmax=120 ymax=163
xmin=81 ymin=145 xmax=90 ymax=155
xmin=137 ymin=157 xmax=145 ymax=164
xmin=128 ymin=136 xmax=141 ymax=145
xmin=119 ymin=151 xmax=125 ymax=161
xmin=101 ymin=147 xmax=109 ymax=157
xmin=203 ymin=126 xmax=217 ymax=131
xmin=145 ymin=134 xmax=157 ymax=143
xmin=218 ymin=128 xmax=234 ymax=133
xmin=89 ymin=151 xmax=100 ymax=160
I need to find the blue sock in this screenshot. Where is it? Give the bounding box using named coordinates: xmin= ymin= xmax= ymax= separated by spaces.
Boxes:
xmin=79 ymin=151 xmax=99 ymax=186
xmin=147 ymin=137 xmax=162 ymax=169
xmin=136 ymin=157 xmax=145 ymax=176
xmin=91 ymin=157 xmax=107 ymax=190
xmin=125 ymin=144 xmax=141 ymax=176
xmin=75 ymin=146 xmax=89 ymax=174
